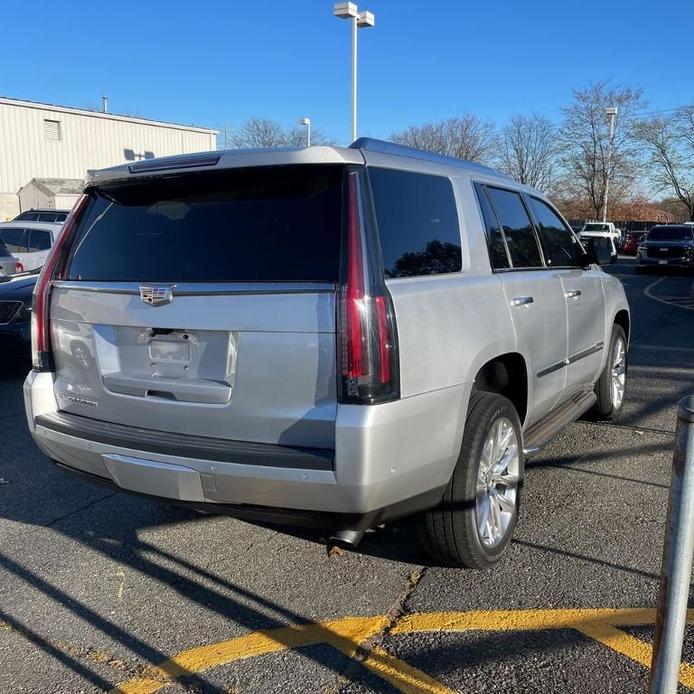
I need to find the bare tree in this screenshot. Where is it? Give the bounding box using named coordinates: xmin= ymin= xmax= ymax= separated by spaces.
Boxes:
xmin=217 ymin=117 xmax=332 ymax=149
xmin=498 ymin=114 xmax=557 ymax=191
xmin=558 ymin=82 xmax=644 ymax=219
xmin=231 ymin=117 xmax=287 ymax=148
xmin=391 ymin=115 xmax=497 ymax=164
xmin=633 ymin=107 xmax=694 ymax=221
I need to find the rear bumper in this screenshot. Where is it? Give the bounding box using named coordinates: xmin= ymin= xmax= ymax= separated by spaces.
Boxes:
xmin=24 ymin=371 xmax=469 ymax=520
xmin=50 ymin=460 xmax=445 ymax=531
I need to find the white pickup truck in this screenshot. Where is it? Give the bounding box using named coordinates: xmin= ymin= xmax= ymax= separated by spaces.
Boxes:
xmin=579 ymin=222 xmax=621 ymax=263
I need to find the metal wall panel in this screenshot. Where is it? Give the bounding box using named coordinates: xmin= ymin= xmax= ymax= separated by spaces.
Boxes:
xmin=0 ymin=100 xmax=217 ymax=194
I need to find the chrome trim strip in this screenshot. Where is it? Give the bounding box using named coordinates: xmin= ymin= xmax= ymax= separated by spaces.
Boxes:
xmin=52 ymin=281 xmax=336 ymax=296
xmin=537 ymin=359 xmax=567 ymax=378
xmin=537 ymin=341 xmax=604 ymax=378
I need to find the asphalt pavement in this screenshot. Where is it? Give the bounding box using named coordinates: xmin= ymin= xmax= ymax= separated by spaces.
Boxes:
xmin=1 ymin=257 xmax=693 ymax=693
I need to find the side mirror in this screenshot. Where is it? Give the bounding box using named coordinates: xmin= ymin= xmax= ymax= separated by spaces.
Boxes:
xmin=579 ymin=248 xmax=598 ymax=268
xmin=581 ymin=238 xmax=613 ymax=266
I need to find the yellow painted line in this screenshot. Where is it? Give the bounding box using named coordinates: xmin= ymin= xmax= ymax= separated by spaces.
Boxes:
xmin=576 ymin=621 xmax=694 ymax=690
xmin=390 ymin=607 xmax=694 ymax=634
xmin=115 ymin=616 xmax=388 ymax=694
xmin=359 ymin=645 xmax=457 ymax=694
xmin=113 ymin=609 xmax=694 ymax=694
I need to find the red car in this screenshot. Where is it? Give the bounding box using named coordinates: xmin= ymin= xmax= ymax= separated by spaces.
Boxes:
xmin=622 ymin=231 xmax=647 ymax=255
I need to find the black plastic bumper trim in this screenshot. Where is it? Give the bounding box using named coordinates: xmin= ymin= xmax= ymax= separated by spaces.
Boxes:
xmin=36 ymin=411 xmax=334 ymax=471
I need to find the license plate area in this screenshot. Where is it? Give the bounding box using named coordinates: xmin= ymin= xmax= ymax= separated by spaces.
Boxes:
xmin=148 ymin=331 xmax=192 ymax=378
xmin=658 ymin=259 xmax=668 ymax=265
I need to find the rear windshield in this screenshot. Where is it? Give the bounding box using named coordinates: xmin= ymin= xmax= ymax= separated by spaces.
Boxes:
xmin=583 ymin=223 xmax=609 ymax=231
xmin=647 ymin=227 xmax=694 ymax=242
xmin=64 ymin=166 xmax=343 ymax=283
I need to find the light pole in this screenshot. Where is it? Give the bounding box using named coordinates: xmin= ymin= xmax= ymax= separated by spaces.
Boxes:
xmin=602 ymin=106 xmax=618 ymax=223
xmin=298 ymin=117 xmax=311 ymax=147
xmin=333 ymin=2 xmax=375 ymax=143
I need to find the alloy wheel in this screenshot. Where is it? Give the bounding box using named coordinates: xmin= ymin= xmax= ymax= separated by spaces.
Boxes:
xmin=475 ymin=417 xmax=520 ymax=548
xmin=611 ymin=337 xmax=626 ymax=410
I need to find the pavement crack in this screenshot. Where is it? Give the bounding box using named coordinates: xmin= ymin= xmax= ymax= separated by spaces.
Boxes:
xmin=327 ymin=565 xmax=426 ymax=693
xmin=0 ymin=491 xmax=118 ymax=547
xmin=581 ymin=419 xmax=675 ymax=437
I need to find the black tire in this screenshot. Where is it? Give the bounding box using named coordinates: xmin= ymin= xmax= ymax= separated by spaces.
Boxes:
xmin=592 ymin=324 xmax=627 ymax=420
xmin=418 ymin=392 xmax=523 ymax=569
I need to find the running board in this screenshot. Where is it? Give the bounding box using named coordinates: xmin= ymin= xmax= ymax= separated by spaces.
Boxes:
xmin=522 ymin=390 xmax=597 ymax=457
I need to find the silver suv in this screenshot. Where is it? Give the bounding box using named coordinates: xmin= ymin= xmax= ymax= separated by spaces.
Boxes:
xmin=24 ymin=140 xmax=630 ymax=568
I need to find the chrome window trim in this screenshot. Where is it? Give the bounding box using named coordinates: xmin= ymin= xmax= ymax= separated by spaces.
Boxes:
xmin=52 ymin=281 xmax=336 ymax=296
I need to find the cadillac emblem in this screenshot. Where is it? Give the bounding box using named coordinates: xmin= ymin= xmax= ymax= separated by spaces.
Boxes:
xmin=139 ymin=285 xmax=174 ymax=307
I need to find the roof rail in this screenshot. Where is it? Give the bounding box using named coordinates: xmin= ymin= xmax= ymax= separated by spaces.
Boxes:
xmin=349 ymin=137 xmax=510 ymax=179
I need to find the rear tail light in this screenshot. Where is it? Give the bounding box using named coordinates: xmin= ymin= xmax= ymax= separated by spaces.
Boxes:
xmin=32 ymin=194 xmax=89 ymax=372
xmin=337 ymin=172 xmax=399 ymax=405
xmin=15 ymin=262 xmax=24 ymax=273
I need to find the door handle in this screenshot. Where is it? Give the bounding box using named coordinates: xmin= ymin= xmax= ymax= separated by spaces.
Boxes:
xmin=510 ymin=296 xmax=534 ymax=307
xmin=565 ymin=290 xmax=582 ymax=299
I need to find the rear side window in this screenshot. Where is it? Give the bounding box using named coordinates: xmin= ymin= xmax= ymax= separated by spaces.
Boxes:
xmin=527 ymin=197 xmax=581 ymax=267
xmin=474 ymin=183 xmax=509 ymax=269
xmin=64 ymin=166 xmax=343 ymax=283
xmin=27 ymin=229 xmax=52 ymax=251
xmin=368 ymin=168 xmax=461 ymax=278
xmin=37 ymin=212 xmax=61 ymax=223
xmin=486 ymin=188 xmax=543 ymax=268
xmin=0 ymin=228 xmax=28 ymax=253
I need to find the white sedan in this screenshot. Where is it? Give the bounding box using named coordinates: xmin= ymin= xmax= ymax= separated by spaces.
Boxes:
xmin=0 ymin=221 xmax=63 ymax=271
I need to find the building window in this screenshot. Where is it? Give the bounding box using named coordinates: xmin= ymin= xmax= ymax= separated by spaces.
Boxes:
xmin=44 ymin=119 xmax=61 ymax=141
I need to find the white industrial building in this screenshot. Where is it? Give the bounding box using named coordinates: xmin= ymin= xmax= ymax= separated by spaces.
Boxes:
xmin=0 ymin=96 xmax=218 ymax=220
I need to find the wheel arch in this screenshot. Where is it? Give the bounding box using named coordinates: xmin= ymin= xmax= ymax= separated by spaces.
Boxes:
xmin=614 ymin=309 xmax=630 ymax=345
xmin=471 ymin=352 xmax=529 ymax=426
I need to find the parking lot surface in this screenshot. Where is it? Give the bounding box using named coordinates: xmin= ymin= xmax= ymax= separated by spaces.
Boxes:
xmin=1 ymin=258 xmax=693 ymax=693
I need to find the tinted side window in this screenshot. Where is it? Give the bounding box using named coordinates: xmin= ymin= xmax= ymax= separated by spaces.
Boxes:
xmin=527 ymin=197 xmax=581 ymax=267
xmin=369 ymin=168 xmax=461 ymax=278
xmin=474 ymin=183 xmax=509 ymax=269
xmin=0 ymin=241 xmax=10 ymax=257
xmin=0 ymin=228 xmax=28 ymax=253
xmin=28 ymin=229 xmax=52 ymax=251
xmin=17 ymin=212 xmax=39 ymax=221
xmin=37 ymin=213 xmax=58 ymax=222
xmin=486 ymin=188 xmax=543 ymax=268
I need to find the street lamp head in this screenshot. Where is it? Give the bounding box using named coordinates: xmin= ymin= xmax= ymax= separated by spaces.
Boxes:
xmin=357 ymin=10 xmax=375 ymax=27
xmin=334 ymin=2 xmax=358 ymax=18
xmin=298 ymin=117 xmax=311 ymax=126
xmin=606 ymin=107 xmax=618 ymax=117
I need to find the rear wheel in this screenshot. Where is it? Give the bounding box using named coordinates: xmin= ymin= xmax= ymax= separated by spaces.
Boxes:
xmin=592 ymin=324 xmax=627 ymax=420
xmin=418 ymin=393 xmax=523 ymax=569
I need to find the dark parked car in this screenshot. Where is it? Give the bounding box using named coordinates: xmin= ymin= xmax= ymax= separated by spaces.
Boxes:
xmin=636 ymin=225 xmax=694 ymax=271
xmin=13 ymin=209 xmax=69 ymax=224
xmin=0 ymin=269 xmax=38 ymax=353
xmin=622 ymin=231 xmax=647 ymax=255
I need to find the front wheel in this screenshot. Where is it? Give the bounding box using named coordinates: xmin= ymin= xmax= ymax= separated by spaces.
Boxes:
xmin=418 ymin=393 xmax=523 ymax=569
xmin=592 ymin=324 xmax=627 ymax=420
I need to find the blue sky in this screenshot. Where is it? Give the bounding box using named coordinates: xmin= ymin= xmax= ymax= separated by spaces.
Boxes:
xmin=2 ymin=0 xmax=692 ymax=144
